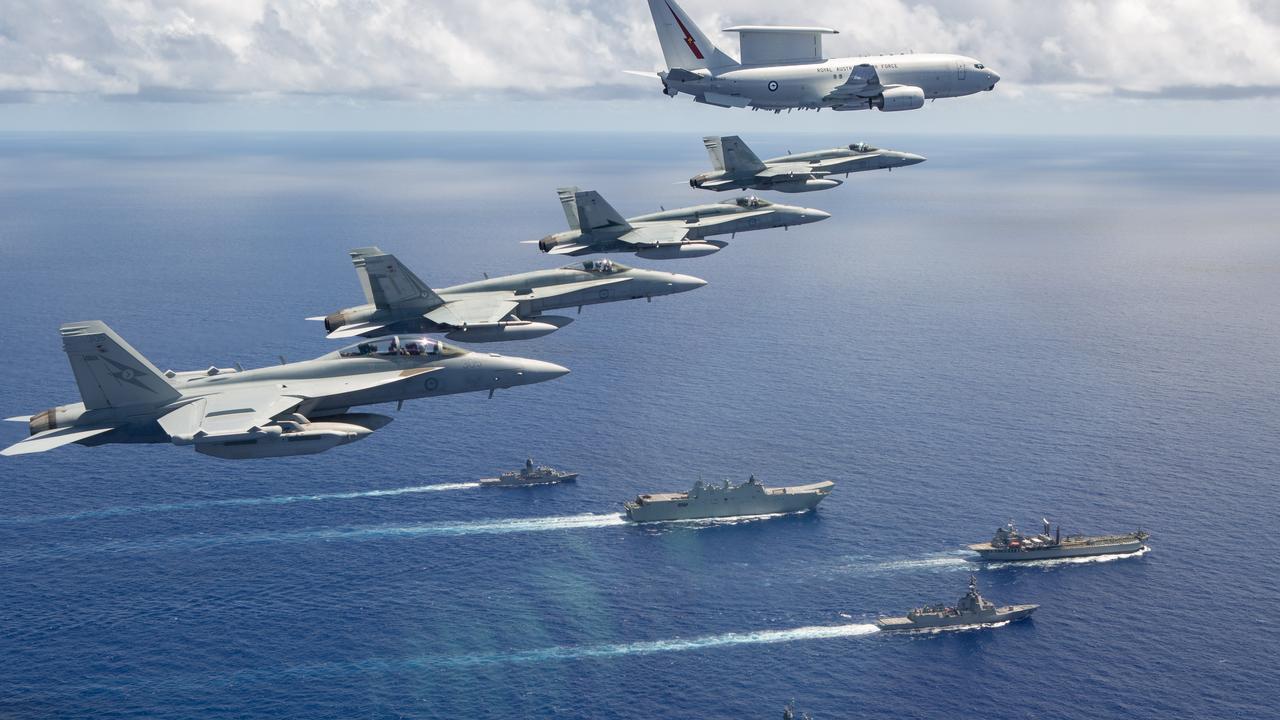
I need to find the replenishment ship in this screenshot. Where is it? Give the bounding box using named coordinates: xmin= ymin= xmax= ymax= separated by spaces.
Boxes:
xmin=969 ymin=519 xmax=1149 ymax=561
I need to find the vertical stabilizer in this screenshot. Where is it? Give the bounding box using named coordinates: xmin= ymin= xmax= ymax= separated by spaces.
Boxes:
xmin=704 ymin=136 xmax=765 ymax=174
xmin=557 ymin=187 xmax=631 ymax=231
xmin=59 ymin=321 xmax=181 ymax=411
xmin=350 ymin=247 xmax=444 ymax=310
xmin=646 ymin=0 xmax=739 ymax=70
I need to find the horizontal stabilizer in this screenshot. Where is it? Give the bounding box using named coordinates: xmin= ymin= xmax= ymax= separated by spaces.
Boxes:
xmin=665 ymin=68 xmax=704 ymax=83
xmin=2 ymin=425 xmax=116 ymax=456
xmin=546 ymin=244 xmax=593 ymax=255
xmin=4 ymin=416 xmax=32 ymax=422
xmin=699 ymin=180 xmax=740 ymax=189
xmin=305 ymin=316 xmax=327 ymax=321
xmin=623 ymin=70 xmax=661 ymax=79
xmin=326 ymin=323 xmax=388 ymax=340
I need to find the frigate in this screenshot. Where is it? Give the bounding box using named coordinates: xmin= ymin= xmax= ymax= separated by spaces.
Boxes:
xmin=969 ymin=519 xmax=1149 ymax=561
xmin=480 ymin=458 xmax=578 ymax=487
xmin=875 ymin=575 xmax=1037 ymax=632
xmin=623 ymin=475 xmax=833 ymax=522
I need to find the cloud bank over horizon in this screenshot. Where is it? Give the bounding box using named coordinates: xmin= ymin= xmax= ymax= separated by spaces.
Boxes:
xmin=2 ymin=0 xmax=1278 ymax=105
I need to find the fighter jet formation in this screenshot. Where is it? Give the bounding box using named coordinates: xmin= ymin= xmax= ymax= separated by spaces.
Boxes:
xmin=636 ymin=0 xmax=999 ymax=113
xmin=532 ymin=187 xmax=829 ymax=259
xmin=3 ymin=2 xmax=999 ymax=460
xmin=692 ymin=136 xmax=926 ymax=193
xmin=315 ymin=247 xmax=706 ymax=342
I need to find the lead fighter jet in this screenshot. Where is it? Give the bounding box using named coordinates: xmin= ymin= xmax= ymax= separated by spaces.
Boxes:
xmin=2 ymin=321 xmax=567 ymax=459
xmin=314 ymin=247 xmax=706 ymax=341
xmin=532 ymin=186 xmax=829 ymax=259
xmin=691 ymin=136 xmax=925 ymax=193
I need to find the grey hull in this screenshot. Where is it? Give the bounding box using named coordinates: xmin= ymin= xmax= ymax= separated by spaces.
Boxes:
xmin=972 ymin=539 xmax=1146 ymax=561
xmin=480 ymin=473 xmax=578 ymax=487
xmin=624 ymin=480 xmax=833 ymax=523
xmin=876 ymin=604 xmax=1038 ymax=631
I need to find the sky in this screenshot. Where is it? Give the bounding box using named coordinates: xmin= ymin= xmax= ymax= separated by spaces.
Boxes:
xmin=1 ymin=0 xmax=1278 ymax=135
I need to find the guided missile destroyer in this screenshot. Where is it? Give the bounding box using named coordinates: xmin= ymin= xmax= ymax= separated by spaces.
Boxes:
xmin=876 ymin=575 xmax=1037 ymax=632
xmin=970 ymin=519 xmax=1149 ymax=561
xmin=480 ymin=458 xmax=578 ymax=487
xmin=623 ymin=475 xmax=834 ymax=523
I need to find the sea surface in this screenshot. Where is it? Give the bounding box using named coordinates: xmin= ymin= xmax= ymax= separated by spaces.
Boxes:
xmin=0 ymin=132 xmax=1277 ymax=719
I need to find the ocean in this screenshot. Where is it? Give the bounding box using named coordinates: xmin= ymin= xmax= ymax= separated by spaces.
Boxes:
xmin=0 ymin=132 xmax=1276 ymax=719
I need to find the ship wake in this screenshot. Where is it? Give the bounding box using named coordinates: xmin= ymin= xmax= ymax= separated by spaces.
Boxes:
xmin=0 ymin=482 xmax=482 ymax=525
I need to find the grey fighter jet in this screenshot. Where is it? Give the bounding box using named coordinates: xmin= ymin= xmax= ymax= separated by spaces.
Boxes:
xmin=531 ymin=187 xmax=830 ymax=259
xmin=691 ymin=136 xmax=925 ymax=193
xmin=314 ymin=247 xmax=706 ymax=341
xmin=2 ymin=321 xmax=568 ymax=460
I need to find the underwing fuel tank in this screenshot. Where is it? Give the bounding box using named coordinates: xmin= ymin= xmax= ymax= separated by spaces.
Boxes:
xmin=769 ymin=178 xmax=843 ymax=193
xmin=635 ymin=242 xmax=725 ymax=260
xmin=184 ymin=414 xmax=392 ymax=460
xmin=444 ymin=318 xmax=571 ymax=343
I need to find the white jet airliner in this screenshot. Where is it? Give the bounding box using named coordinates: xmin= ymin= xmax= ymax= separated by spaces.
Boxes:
xmin=636 ymin=0 xmax=1000 ymax=113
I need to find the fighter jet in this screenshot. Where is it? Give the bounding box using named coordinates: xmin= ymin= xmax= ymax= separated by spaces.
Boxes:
xmin=2 ymin=321 xmax=568 ymax=459
xmin=532 ymin=187 xmax=830 ymax=259
xmin=314 ymin=247 xmax=707 ymax=341
xmin=634 ymin=0 xmax=999 ymax=113
xmin=691 ymin=136 xmax=926 ymax=193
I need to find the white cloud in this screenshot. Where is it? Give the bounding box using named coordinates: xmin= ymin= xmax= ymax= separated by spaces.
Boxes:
xmin=0 ymin=0 xmax=1276 ymax=102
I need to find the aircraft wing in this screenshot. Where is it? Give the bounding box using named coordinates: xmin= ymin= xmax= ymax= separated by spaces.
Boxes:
xmin=545 ymin=243 xmax=593 ymax=256
xmin=824 ymin=63 xmax=885 ymax=102
xmin=424 ymin=297 xmax=520 ymax=327
xmin=523 ymin=277 xmax=631 ymax=300
xmin=1 ymin=425 xmax=117 ymax=456
xmin=756 ymin=164 xmax=827 ymax=179
xmin=698 ymin=179 xmax=741 ymax=190
xmin=158 ymin=369 xmax=441 ymax=439
xmin=616 ymin=224 xmax=692 ymax=247
xmin=326 ymin=322 xmax=388 ymax=340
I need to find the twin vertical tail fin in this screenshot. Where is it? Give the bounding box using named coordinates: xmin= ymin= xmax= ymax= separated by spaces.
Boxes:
xmin=349 ymin=247 xmax=444 ymax=310
xmin=646 ymin=0 xmax=739 ymax=71
xmin=60 ymin=321 xmax=181 ymax=411
xmin=557 ymin=187 xmax=631 ymax=232
xmin=704 ymin=136 xmax=765 ymax=174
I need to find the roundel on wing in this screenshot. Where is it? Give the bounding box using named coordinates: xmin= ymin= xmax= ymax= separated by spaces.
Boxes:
xmin=599 ymin=288 xmax=610 ymax=299
xmin=425 ymin=377 xmax=439 ymax=391
xmin=768 ymin=80 xmax=779 ymax=92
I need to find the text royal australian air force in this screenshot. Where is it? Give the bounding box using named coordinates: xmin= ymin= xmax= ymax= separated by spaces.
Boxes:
xmin=635 ymin=0 xmax=999 ymax=113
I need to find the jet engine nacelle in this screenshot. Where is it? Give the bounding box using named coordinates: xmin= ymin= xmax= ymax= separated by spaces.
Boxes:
xmin=444 ymin=319 xmax=567 ymax=343
xmin=769 ymin=178 xmax=843 ymax=193
xmin=635 ymin=242 xmax=724 ymax=260
xmin=873 ymin=86 xmax=926 ymax=112
xmin=183 ymin=413 xmax=392 ymax=460
xmin=27 ymin=405 xmax=85 ymax=435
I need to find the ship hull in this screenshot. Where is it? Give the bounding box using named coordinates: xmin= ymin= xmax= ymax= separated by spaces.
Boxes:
xmin=971 ymin=538 xmax=1146 ymax=561
xmin=624 ymin=483 xmax=830 ymax=523
xmin=480 ymin=473 xmax=578 ymax=487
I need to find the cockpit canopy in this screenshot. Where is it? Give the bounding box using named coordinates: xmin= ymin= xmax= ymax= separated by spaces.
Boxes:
xmin=733 ymin=196 xmax=773 ymax=209
xmin=567 ymin=258 xmax=630 ymax=274
xmin=849 ymin=142 xmax=877 ymax=153
xmin=334 ymin=335 xmax=465 ymax=359
xmin=974 ymin=63 xmax=985 ymax=69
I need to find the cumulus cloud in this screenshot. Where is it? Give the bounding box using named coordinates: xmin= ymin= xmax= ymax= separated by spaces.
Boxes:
xmin=0 ymin=0 xmax=1276 ymax=102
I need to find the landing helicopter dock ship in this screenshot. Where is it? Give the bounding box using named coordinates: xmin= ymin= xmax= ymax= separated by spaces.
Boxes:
xmin=876 ymin=575 xmax=1037 ymax=632
xmin=480 ymin=458 xmax=578 ymax=487
xmin=623 ymin=475 xmax=834 ymax=522
xmin=970 ymin=519 xmax=1149 ymax=561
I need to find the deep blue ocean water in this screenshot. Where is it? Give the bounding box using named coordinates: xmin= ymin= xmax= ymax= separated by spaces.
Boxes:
xmin=0 ymin=132 xmax=1277 ymax=719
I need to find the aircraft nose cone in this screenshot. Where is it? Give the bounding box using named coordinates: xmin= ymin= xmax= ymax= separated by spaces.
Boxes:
xmin=518 ymin=359 xmax=570 ymax=384
xmin=901 ymin=152 xmax=927 ymax=166
xmin=804 ymin=209 xmax=832 ymax=222
xmin=670 ymin=273 xmax=709 ymax=293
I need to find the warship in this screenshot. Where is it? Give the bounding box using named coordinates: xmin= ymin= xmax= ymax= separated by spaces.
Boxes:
xmin=970 ymin=519 xmax=1149 ymax=561
xmin=876 ymin=575 xmax=1037 ymax=632
xmin=623 ymin=475 xmax=834 ymax=523
xmin=479 ymin=458 xmax=578 ymax=487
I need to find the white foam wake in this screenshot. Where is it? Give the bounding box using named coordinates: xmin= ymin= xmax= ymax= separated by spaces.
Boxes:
xmin=0 ymin=482 xmax=482 ymax=524
xmin=428 ymin=623 xmax=880 ymax=668
xmin=257 ymin=512 xmax=630 ymax=544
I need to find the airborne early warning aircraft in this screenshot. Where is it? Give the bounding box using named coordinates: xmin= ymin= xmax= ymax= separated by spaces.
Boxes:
xmin=314 ymin=247 xmax=707 ymax=341
xmin=2 ymin=321 xmax=568 ymax=459
xmin=531 ymin=186 xmax=829 ymax=259
xmin=690 ymin=136 xmax=926 ymax=193
xmin=635 ymin=0 xmax=1000 ymax=113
